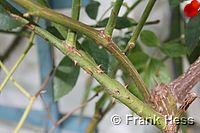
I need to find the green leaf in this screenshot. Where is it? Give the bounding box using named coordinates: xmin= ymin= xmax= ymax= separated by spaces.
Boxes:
xmin=113 ymin=36 xmax=134 ymax=49
xmin=115 ymin=17 xmax=133 ymax=29
xmin=34 ymin=0 xmax=49 ymax=7
xmin=142 ymin=59 xmax=170 ymax=88
xmin=140 ymin=30 xmax=160 ymax=47
xmin=128 ymin=51 xmax=149 ymax=70
xmin=160 ymin=42 xmax=188 ymax=57
xmin=185 ymin=12 xmax=200 ymax=53
xmin=46 ymin=26 xmax=65 ymax=40
xmin=187 ymin=41 xmax=200 ymax=64
xmin=53 ymin=23 xmax=68 ymax=39
xmin=85 ymin=1 xmax=100 ymax=20
xmin=129 ymin=84 xmax=144 ymax=101
xmin=82 ymin=38 xmax=109 ymax=73
xmin=0 ymin=5 xmax=24 ymax=30
xmin=96 ymin=17 xmax=134 ymax=29
xmin=53 ymin=56 xmax=80 ymax=101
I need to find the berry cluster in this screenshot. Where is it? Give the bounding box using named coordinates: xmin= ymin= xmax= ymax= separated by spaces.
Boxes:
xmin=184 ymin=0 xmax=200 ymax=17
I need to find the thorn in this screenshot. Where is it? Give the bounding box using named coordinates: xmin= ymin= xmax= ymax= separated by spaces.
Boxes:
xmin=83 ymin=70 xmax=88 ymax=74
xmin=111 ymin=98 xmax=116 ymax=103
xmin=84 ymin=68 xmax=93 ymax=75
xmin=63 ymin=41 xmax=81 ymax=57
xmin=63 ymin=41 xmax=72 ymax=55
xmin=97 ymin=65 xmax=102 ymax=69
xmin=98 ymin=30 xmax=112 ymax=42
xmin=23 ymin=12 xmax=36 ymax=17
xmin=96 ymin=65 xmax=104 ymax=74
xmin=114 ymin=89 xmax=120 ymax=95
xmin=126 ymin=96 xmax=131 ymax=100
xmin=66 ymin=47 xmax=74 ymax=55
xmin=73 ymin=50 xmax=82 ymax=57
xmin=23 ymin=12 xmax=30 ymax=17
xmin=124 ymin=84 xmax=128 ymax=89
xmin=73 ymin=60 xmax=78 ymax=65
xmin=129 ymin=43 xmax=135 ymax=49
xmin=98 ymin=30 xmax=106 ymax=38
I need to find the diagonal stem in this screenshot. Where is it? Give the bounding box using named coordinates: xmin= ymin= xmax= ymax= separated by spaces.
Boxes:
xmin=104 ymin=0 xmax=123 ymax=36
xmin=11 ymin=14 xmax=166 ymax=130
xmin=123 ymin=0 xmax=142 ymax=17
xmin=125 ymin=0 xmax=157 ymax=52
xmin=13 ymin=0 xmax=150 ymax=101
xmin=0 ymin=30 xmax=35 ymax=92
xmin=0 ymin=61 xmax=31 ymax=98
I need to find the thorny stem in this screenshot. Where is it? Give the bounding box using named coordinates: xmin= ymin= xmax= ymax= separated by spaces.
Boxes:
xmin=123 ymin=0 xmax=142 ymax=17
xmin=106 ymin=43 xmax=150 ymax=100
xmin=12 ymin=15 xmax=166 ymax=130
xmin=125 ymin=0 xmax=156 ymax=52
xmin=104 ymin=0 xmax=123 ymax=36
xmin=0 ymin=61 xmax=31 ymax=98
xmin=169 ymin=56 xmax=200 ymax=103
xmin=66 ymin=0 xmax=81 ymax=47
xmin=100 ymin=0 xmax=152 ymax=99
xmin=86 ymin=56 xmax=121 ymax=132
xmin=14 ymin=0 xmax=150 ymax=101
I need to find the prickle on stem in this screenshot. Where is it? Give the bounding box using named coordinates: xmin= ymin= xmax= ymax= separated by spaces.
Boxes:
xmin=96 ymin=65 xmax=104 ymax=74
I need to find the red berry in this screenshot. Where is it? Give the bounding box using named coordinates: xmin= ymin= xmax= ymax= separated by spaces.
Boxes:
xmin=191 ymin=0 xmax=200 ymax=9
xmin=184 ymin=1 xmax=199 ymax=17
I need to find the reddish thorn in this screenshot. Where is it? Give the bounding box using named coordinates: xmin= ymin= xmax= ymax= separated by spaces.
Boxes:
xmin=73 ymin=50 xmax=82 ymax=57
xmin=66 ymin=47 xmax=74 ymax=55
xmin=124 ymin=84 xmax=128 ymax=89
xmin=73 ymin=60 xmax=78 ymax=65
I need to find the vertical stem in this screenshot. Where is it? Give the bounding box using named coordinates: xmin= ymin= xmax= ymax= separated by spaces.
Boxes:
xmin=125 ymin=0 xmax=156 ymax=52
xmin=66 ymin=0 xmax=81 ymax=47
xmin=104 ymin=0 xmax=123 ymax=36
xmin=169 ymin=5 xmax=183 ymax=78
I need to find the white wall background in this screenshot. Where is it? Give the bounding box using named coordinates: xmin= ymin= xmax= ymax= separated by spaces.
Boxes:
xmin=0 ymin=0 xmax=199 ymax=133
